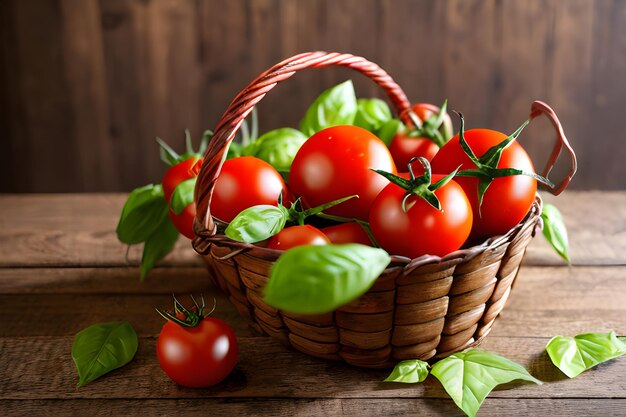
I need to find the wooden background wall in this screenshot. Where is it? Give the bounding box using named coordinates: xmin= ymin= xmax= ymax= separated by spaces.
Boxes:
xmin=1 ymin=0 xmax=625 ymax=192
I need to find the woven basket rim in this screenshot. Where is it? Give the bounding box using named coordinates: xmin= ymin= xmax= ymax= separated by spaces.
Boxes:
xmin=193 ymin=194 xmax=543 ymax=270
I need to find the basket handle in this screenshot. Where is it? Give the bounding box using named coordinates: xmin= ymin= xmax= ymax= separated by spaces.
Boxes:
xmin=528 ymin=100 xmax=577 ymax=195
xmin=194 ymin=51 xmax=412 ymax=234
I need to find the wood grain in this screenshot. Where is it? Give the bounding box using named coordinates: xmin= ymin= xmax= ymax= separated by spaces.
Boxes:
xmin=0 ymin=266 xmax=622 ymax=338
xmin=0 ymin=190 xmax=623 ymax=415
xmin=1 ymin=0 xmax=625 ymax=192
xmin=0 ymin=192 xmax=623 ymax=267
xmin=0 ymin=267 xmax=208 ymax=294
xmin=1 ymin=336 xmax=624 ymax=400
xmin=2 ymin=398 xmax=626 ymax=417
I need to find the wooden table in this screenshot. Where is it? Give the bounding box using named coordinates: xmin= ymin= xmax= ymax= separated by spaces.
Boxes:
xmin=0 ymin=192 xmax=624 ymax=416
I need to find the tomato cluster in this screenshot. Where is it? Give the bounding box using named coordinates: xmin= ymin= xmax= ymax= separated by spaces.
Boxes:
xmin=215 ymin=96 xmax=543 ymax=259
xmin=116 ymin=80 xmax=561 ymax=391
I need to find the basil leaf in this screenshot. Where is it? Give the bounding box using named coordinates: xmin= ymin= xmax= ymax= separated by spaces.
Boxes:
xmin=546 ymin=331 xmax=626 ymax=378
xmin=72 ymin=322 xmax=138 ymax=387
xmin=384 ymin=359 xmax=430 ymax=383
xmin=299 ymin=80 xmax=357 ymax=136
xmin=540 ymin=203 xmax=570 ymax=263
xmin=376 ymin=118 xmax=405 ymax=147
xmin=140 ymin=216 xmax=179 ymax=280
xmin=225 ymin=205 xmax=289 ymax=243
xmin=170 ymin=177 xmax=196 ymax=215
xmin=116 ymin=184 xmax=168 ymax=244
xmin=264 ymin=244 xmax=390 ymax=314
xmin=243 ymin=128 xmax=307 ymax=174
xmin=354 ymin=98 xmax=392 ymax=133
xmin=431 ymin=350 xmax=541 ymax=417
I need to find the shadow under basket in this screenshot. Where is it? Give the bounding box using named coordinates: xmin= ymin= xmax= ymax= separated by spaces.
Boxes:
xmin=193 ymin=197 xmax=541 ymax=369
xmin=190 ymin=52 xmax=576 ymax=369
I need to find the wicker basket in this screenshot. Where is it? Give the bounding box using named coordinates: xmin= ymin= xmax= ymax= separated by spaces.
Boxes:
xmin=192 ymin=52 xmax=577 ymax=368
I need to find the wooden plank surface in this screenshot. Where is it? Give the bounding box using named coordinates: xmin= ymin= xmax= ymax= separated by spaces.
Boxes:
xmin=0 ymin=266 xmax=622 ymax=338
xmin=0 ymin=192 xmax=624 ymax=417
xmin=1 ymin=336 xmax=624 ymax=400
xmin=0 ymin=192 xmax=624 ymax=267
xmin=2 ymin=398 xmax=625 ymax=417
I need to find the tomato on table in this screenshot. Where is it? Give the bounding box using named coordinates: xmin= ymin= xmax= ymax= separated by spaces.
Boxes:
xmin=289 ymin=125 xmax=396 ymax=221
xmin=267 ymin=225 xmax=330 ymax=250
xmin=157 ymin=297 xmax=238 ymax=388
xmin=431 ymin=127 xmax=537 ymax=239
xmin=212 ymin=156 xmax=289 ymax=222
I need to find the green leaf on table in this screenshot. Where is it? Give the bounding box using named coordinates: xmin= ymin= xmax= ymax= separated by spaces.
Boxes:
xmin=116 ymin=184 xmax=168 ymax=244
xmin=225 ymin=205 xmax=290 ymax=243
xmin=140 ymin=216 xmax=179 ymax=280
xmin=170 ymin=177 xmax=196 ymax=215
xmin=540 ymin=203 xmax=570 ymax=263
xmin=242 ymin=128 xmax=308 ymax=175
xmin=431 ymin=349 xmax=541 ymax=417
xmin=354 ymin=98 xmax=392 ymax=133
xmin=545 ymin=331 xmax=626 ymax=378
xmin=375 ymin=118 xmax=405 ymax=146
xmin=72 ymin=322 xmax=138 ymax=387
xmin=384 ymin=359 xmax=430 ymax=383
xmin=264 ymin=244 xmax=390 ymax=314
xmin=300 ymin=80 xmax=357 ymax=136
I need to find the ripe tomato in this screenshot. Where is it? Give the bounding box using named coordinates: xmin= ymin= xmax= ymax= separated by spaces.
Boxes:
xmin=162 ymin=156 xmax=201 ymax=203
xmin=157 ymin=311 xmax=238 ymax=388
xmin=321 ymin=222 xmax=371 ymax=246
xmin=369 ymin=173 xmax=472 ymax=258
xmin=161 ymin=157 xmax=201 ymax=239
xmin=289 ymin=125 xmax=396 ymax=221
xmin=389 ymin=103 xmax=452 ymax=172
xmin=267 ymin=225 xmax=330 ymax=250
xmin=389 ymin=135 xmax=439 ymax=170
xmin=412 ymin=103 xmax=453 ymax=137
xmin=168 ymin=203 xmax=195 ymax=240
xmin=212 ymin=156 xmax=288 ymax=222
xmin=431 ymin=128 xmax=537 ymax=239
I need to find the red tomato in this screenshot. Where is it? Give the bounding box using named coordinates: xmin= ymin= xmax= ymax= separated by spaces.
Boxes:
xmin=412 ymin=103 xmax=453 ymax=137
xmin=161 ymin=157 xmax=201 ymax=239
xmin=389 ymin=135 xmax=439 ymax=170
xmin=289 ymin=126 xmax=396 ymax=221
xmin=389 ymin=103 xmax=452 ymax=172
xmin=321 ymin=222 xmax=371 ymax=246
xmin=431 ymin=128 xmax=537 ymax=239
xmin=169 ymin=204 xmax=195 ymax=240
xmin=157 ymin=316 xmax=238 ymax=388
xmin=267 ymin=225 xmax=330 ymax=250
xmin=162 ymin=157 xmax=201 ymax=204
xmin=369 ymin=174 xmax=472 ymax=258
xmin=212 ymin=156 xmax=288 ymax=222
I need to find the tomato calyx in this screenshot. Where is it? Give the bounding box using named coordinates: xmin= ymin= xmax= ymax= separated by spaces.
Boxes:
xmin=372 ymin=157 xmax=460 ymax=213
xmin=452 ymin=113 xmax=555 ymax=209
xmin=156 ymin=294 xmax=216 ymax=328
xmin=224 ymin=194 xmax=358 ymax=244
xmin=405 ymin=100 xmax=451 ymax=148
xmin=157 ymin=129 xmax=212 ymax=167
xmin=288 ymin=195 xmax=358 ymax=226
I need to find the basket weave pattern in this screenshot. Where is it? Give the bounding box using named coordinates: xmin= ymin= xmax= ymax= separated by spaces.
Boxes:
xmin=200 ymin=200 xmax=539 ymax=368
xmin=192 ymin=52 xmax=576 ymax=368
